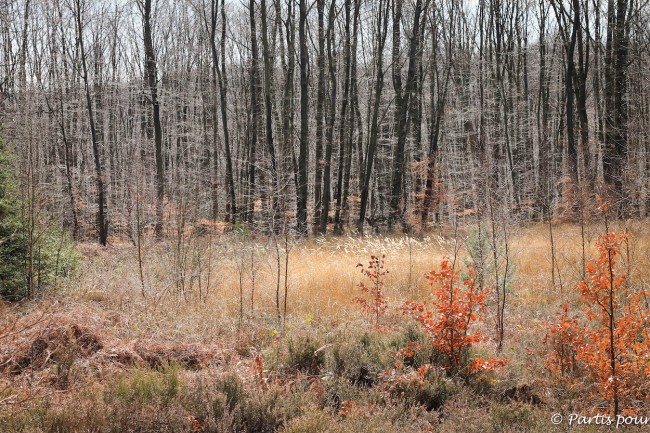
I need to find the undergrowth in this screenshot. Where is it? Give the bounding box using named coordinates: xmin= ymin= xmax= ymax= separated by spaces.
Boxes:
xmin=1 ymin=221 xmax=649 ymax=432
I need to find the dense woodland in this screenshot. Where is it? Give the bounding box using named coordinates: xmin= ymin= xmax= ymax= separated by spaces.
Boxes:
xmin=1 ymin=0 xmax=649 ymax=242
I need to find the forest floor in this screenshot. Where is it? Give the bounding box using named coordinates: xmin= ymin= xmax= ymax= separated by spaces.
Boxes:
xmin=1 ymin=220 xmax=649 ymax=432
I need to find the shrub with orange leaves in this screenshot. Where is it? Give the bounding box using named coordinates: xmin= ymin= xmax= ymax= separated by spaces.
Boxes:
xmin=186 ymin=413 xmax=205 ymax=432
xmin=544 ymin=303 xmax=584 ymax=378
xmin=394 ymin=341 xmax=422 ymax=368
xmin=545 ymin=231 xmax=650 ymax=415
xmin=415 ymin=364 xmax=432 ymax=385
xmin=403 ymin=258 xmax=507 ymax=376
xmin=466 ymin=356 xmax=509 ymax=374
xmin=338 ymin=400 xmax=362 ymax=417
xmin=354 ymin=255 xmax=389 ymax=330
xmin=253 ymin=353 xmax=267 ymax=382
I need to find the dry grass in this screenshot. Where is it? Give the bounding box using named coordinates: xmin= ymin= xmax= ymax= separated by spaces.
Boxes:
xmin=1 ymin=220 xmax=649 ymax=432
xmin=68 ymin=220 xmax=650 ymax=342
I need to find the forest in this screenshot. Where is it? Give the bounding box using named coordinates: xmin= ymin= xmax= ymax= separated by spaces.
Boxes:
xmin=1 ymin=0 xmax=649 ymax=432
xmin=1 ymin=0 xmax=648 ymax=240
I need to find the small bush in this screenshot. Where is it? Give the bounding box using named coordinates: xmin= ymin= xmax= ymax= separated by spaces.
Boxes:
xmin=231 ymin=389 xmax=285 ymax=433
xmin=281 ymin=410 xmax=333 ymax=433
xmin=389 ymin=326 xmax=445 ymax=369
xmin=389 ymin=366 xmax=458 ymax=411
xmin=0 ymin=139 xmax=78 ymax=301
xmin=0 ymin=389 xmax=107 ymax=433
xmin=403 ymin=258 xmax=507 ymax=377
xmin=489 ymin=403 xmax=538 ymax=433
xmin=282 ymin=402 xmax=439 ymax=433
xmin=208 ymin=371 xmax=311 ymax=433
xmin=353 ymin=255 xmax=389 ymax=329
xmin=106 ymin=364 xmax=180 ymax=405
xmin=284 ymin=335 xmax=326 ymax=374
xmin=545 ymin=230 xmax=650 ymax=415
xmin=102 ymin=365 xmax=185 ymax=433
xmin=216 ymin=372 xmax=246 ymax=412
xmin=322 ymin=377 xmax=362 ymax=412
xmin=331 ymin=332 xmax=391 ymax=387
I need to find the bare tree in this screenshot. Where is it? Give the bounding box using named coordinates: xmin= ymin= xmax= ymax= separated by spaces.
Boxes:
xmin=296 ymin=0 xmax=309 ymax=236
xmin=358 ymin=0 xmax=390 ymax=234
xmin=140 ymin=0 xmax=165 ymax=238
xmin=2 ymin=0 xmax=649 ymax=243
xmin=74 ymin=0 xmax=108 ymax=245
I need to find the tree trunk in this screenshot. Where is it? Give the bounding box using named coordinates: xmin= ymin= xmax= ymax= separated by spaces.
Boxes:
xmin=333 ymin=0 xmax=350 ymax=234
xmin=320 ymin=0 xmax=338 ymax=234
xmin=142 ymin=0 xmax=165 ymax=238
xmin=389 ymin=0 xmax=424 ymax=230
xmin=296 ymin=0 xmax=309 ymax=236
xmin=260 ymin=0 xmax=280 ymax=232
xmin=604 ymin=0 xmax=629 ymax=216
xmin=246 ymin=0 xmax=262 ymax=225
xmin=358 ymin=0 xmax=390 ymax=234
xmin=220 ymin=0 xmax=237 ymax=221
xmin=281 ymin=0 xmax=296 ymax=217
xmin=551 ymin=0 xmax=579 ymax=212
xmin=75 ymin=0 xmax=108 ymax=245
xmin=313 ymin=0 xmax=326 ymax=232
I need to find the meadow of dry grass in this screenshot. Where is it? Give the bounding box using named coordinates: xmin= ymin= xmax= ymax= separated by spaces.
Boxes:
xmin=1 ymin=219 xmax=649 ymax=432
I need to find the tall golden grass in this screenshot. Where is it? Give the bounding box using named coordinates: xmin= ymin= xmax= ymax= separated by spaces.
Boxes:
xmin=71 ymin=220 xmax=650 ymax=345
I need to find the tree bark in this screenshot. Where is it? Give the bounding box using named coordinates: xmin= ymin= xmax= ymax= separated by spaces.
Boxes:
xmin=604 ymin=0 xmax=629 ymax=215
xmin=75 ymin=0 xmax=108 ymax=245
xmin=358 ymin=0 xmax=390 ymax=234
xmin=142 ymin=0 xmax=165 ymax=238
xmin=333 ymin=0 xmax=350 ymax=234
xmin=320 ymin=0 xmax=338 ymax=234
xmin=296 ymin=0 xmax=309 ymax=236
xmin=313 ymin=0 xmax=326 ymax=232
xmin=246 ymin=0 xmax=262 ymax=225
xmin=260 ymin=0 xmax=280 ymax=232
xmin=389 ymin=0 xmax=424 ymax=230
